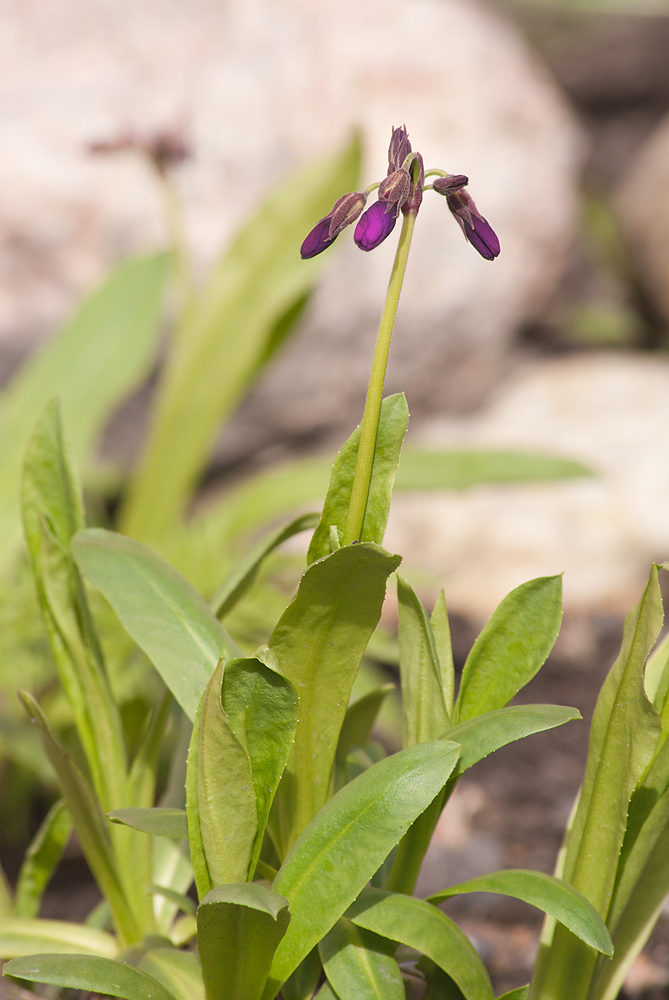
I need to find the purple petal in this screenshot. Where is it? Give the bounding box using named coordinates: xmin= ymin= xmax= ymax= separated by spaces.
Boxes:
xmin=354 ymin=201 xmax=398 ymax=252
xmin=464 ymin=215 xmax=500 ymax=260
xmin=300 ymin=217 xmax=336 ymax=259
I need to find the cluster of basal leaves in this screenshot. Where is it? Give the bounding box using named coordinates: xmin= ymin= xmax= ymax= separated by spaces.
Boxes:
xmin=6 ymin=378 xmax=669 ymax=1000
xmin=0 ymin=135 xmax=590 ymax=830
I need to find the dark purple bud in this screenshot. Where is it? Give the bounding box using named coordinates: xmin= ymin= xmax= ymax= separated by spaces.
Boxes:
xmin=432 ymin=174 xmax=469 ymax=195
xmin=388 ymin=125 xmax=412 ymax=174
xmin=445 ymin=189 xmax=500 ymax=261
xmin=402 ymin=152 xmax=424 ymax=216
xmin=300 ymin=190 xmax=367 ymax=259
xmin=354 ymin=200 xmax=398 ymax=252
xmin=378 ymin=169 xmax=411 ymax=212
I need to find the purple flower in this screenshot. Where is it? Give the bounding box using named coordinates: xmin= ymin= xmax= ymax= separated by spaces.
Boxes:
xmin=300 ymin=191 xmax=367 ymax=259
xmin=354 ymin=200 xmax=398 ymax=252
xmin=433 ymin=180 xmax=500 ymax=261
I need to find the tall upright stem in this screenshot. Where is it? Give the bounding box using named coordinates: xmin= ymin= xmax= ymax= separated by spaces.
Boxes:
xmin=343 ymin=211 xmax=416 ymax=544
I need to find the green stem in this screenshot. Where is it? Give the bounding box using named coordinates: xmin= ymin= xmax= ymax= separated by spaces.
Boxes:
xmin=343 ymin=211 xmax=416 ymax=544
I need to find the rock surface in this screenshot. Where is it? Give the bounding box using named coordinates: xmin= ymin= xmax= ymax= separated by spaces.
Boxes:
xmin=0 ymin=0 xmax=581 ymax=452
xmin=384 ymin=351 xmax=669 ymax=619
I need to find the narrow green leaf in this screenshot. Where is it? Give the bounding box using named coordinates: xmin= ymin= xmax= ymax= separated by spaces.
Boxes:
xmin=308 ymin=394 xmax=409 ymax=563
xmin=15 ymin=800 xmax=72 ymax=919
xmin=336 ymin=685 xmax=395 ymax=763
xmin=536 ymin=565 xmax=663 ymax=1000
xmin=73 ymin=528 xmax=240 ymax=721
xmin=394 ymin=449 xmax=591 ymax=492
xmin=210 ymin=513 xmax=319 ymax=619
xmin=430 ymin=592 xmax=455 ymax=715
xmin=0 ymin=919 xmax=117 ymax=958
xmin=197 ymin=883 xmax=290 ymax=1000
xmin=265 ymin=740 xmax=461 ymax=995
xmin=455 ymin=575 xmax=563 ymax=724
xmin=19 ymin=692 xmax=139 ymax=947
xmin=281 ymin=948 xmax=322 ymax=1000
xmin=497 ymin=989 xmax=529 ymax=1000
xmin=138 ymin=948 xmax=205 ymax=1000
xmin=108 ymin=808 xmax=188 ymax=840
xmin=122 ymin=135 xmax=361 ymax=542
xmin=129 ymin=692 xmax=173 ymax=809
xmin=151 ymin=837 xmax=194 ymax=935
xmin=645 ymin=631 xmax=669 ymax=718
xmin=3 ymin=954 xmax=177 ymax=1000
xmin=397 ymin=576 xmax=450 ymax=746
xmin=147 ymin=886 xmax=197 ymax=917
xmin=268 ymin=543 xmax=401 ymax=854
xmin=0 ymin=253 xmax=167 ymax=562
xmin=427 ymin=870 xmax=612 ymax=955
xmin=347 ymin=888 xmax=493 ymax=1000
xmin=444 ymin=705 xmax=581 ymax=778
xmin=319 ymin=916 xmax=404 ymax=1000
xmin=222 ymin=656 xmax=299 ymax=876
xmin=185 ymin=693 xmax=211 ymax=901
xmin=197 ymin=662 xmax=257 ymax=886
xmin=315 ymin=984 xmax=338 ymax=1000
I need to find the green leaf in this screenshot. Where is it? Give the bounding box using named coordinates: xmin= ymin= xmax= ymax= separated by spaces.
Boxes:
xmin=308 ymin=394 xmax=409 ymax=563
xmin=394 ymin=449 xmax=591 ymax=492
xmin=426 ymin=870 xmax=612 ymax=955
xmin=197 ymin=662 xmax=257 ymax=886
xmin=397 ymin=576 xmax=450 ymax=746
xmin=210 ymin=513 xmax=319 ymax=619
xmin=347 ymin=888 xmax=493 ymax=1000
xmin=444 ymin=704 xmax=581 ymax=778
xmin=197 ymin=883 xmax=290 ymax=1000
xmin=185 ymin=694 xmax=210 ymax=901
xmin=3 ymin=954 xmax=178 ymax=1000
xmin=430 ymin=591 xmax=455 ymax=716
xmin=265 ymin=740 xmax=461 ymax=995
xmin=107 ymin=808 xmax=188 ymax=840
xmin=22 ymin=401 xmax=127 ymax=812
xmin=454 ymin=575 xmax=563 ymax=724
xmin=147 ymin=886 xmax=197 ymax=917
xmin=281 ymin=948 xmax=322 ymax=1000
xmin=645 ymin=631 xmax=669 ymax=717
xmin=496 ymin=989 xmax=529 ymax=1000
xmin=336 ymin=685 xmax=396 ymax=764
xmin=18 ymin=692 xmax=139 ymax=947
xmin=151 ymin=837 xmax=194 ymax=934
xmin=0 ymin=253 xmax=167 ymax=562
xmin=223 ymin=656 xmax=299 ymax=876
xmin=129 ymin=691 xmax=174 ymax=810
xmin=138 ymin=947 xmax=205 ymax=1000
xmin=73 ymin=528 xmax=240 ymax=721
xmin=0 ymin=919 xmax=117 ymax=958
xmin=268 ymin=543 xmax=401 ymax=854
xmin=535 ymin=565 xmax=664 ymax=1000
xmin=122 ymin=136 xmax=361 ymax=543
xmin=319 ymin=916 xmax=404 ymax=1000
xmin=15 ymin=799 xmax=72 ymax=919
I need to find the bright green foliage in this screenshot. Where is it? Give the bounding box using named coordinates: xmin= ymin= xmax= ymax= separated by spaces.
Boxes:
xmin=497 ymin=989 xmax=529 ymax=1000
xmin=73 ymin=528 xmax=239 ymax=720
xmin=122 ymin=136 xmax=362 ymax=543
xmin=308 ymin=394 xmax=409 ymax=562
xmin=347 ymin=888 xmax=494 ymax=1000
xmin=266 ymin=740 xmax=461 ymax=995
xmin=15 ymin=799 xmax=71 ymax=919
xmin=427 ymin=870 xmax=612 ymax=954
xmin=335 ymin=684 xmax=395 ymax=770
xmin=0 ymin=919 xmax=117 ymax=958
xmin=0 ymin=253 xmax=167 ymax=562
xmin=455 ymin=575 xmax=563 ymax=724
xmin=397 ymin=576 xmax=452 ymax=746
xmin=4 ymin=954 xmax=178 ymax=1000
xmin=108 ymin=808 xmax=189 ymax=840
xmin=267 ymin=543 xmax=401 ymax=853
xmin=197 ymin=883 xmax=290 ymax=1000
xmin=138 ymin=948 xmax=205 ymax=1000
xmin=319 ymin=916 xmax=404 ymax=1000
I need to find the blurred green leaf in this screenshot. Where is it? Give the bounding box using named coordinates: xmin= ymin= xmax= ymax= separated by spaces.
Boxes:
xmin=185 ymin=694 xmax=210 ymax=901
xmin=0 ymin=919 xmax=117 ymax=958
xmin=454 ymin=575 xmax=563 ymax=724
xmin=198 ymin=883 xmax=290 ymax=1000
xmin=427 ymin=870 xmax=612 ymax=954
xmin=394 ymin=449 xmax=592 ymax=491
xmin=138 ymin=948 xmax=204 ymax=1000
xmin=0 ymin=253 xmax=167 ymax=562
xmin=308 ymin=394 xmax=408 ymax=562
xmin=347 ymin=888 xmax=493 ymax=1000
xmin=107 ymin=808 xmax=188 ymax=840
xmin=397 ymin=576 xmax=450 ymax=746
xmin=146 ymin=886 xmax=196 ymax=918
xmin=319 ymin=916 xmax=404 ymax=1000
xmin=336 ymin=685 xmax=395 ymax=764
xmin=73 ymin=528 xmax=240 ymax=721
xmin=265 ymin=741 xmax=461 ymax=996
xmin=268 ymin=543 xmax=401 ymax=854
xmin=122 ymin=137 xmax=361 ymax=543
xmin=4 ymin=954 xmax=177 ymax=1000
xmin=15 ymin=799 xmax=72 ymax=919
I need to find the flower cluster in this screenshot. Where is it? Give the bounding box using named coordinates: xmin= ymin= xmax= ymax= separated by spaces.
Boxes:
xmin=301 ymin=125 xmax=500 ymax=261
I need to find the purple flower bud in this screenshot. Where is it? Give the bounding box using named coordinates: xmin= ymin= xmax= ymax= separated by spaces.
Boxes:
xmin=446 ymin=189 xmax=500 ymax=260
xmin=388 ymin=125 xmax=411 ymax=174
xmin=432 ymin=174 xmax=469 ymax=195
xmin=378 ymin=169 xmax=411 ymax=212
xmin=402 ymin=152 xmax=424 ymax=217
xmin=354 ymin=200 xmax=398 ymax=252
xmin=300 ymin=191 xmax=367 ymax=259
